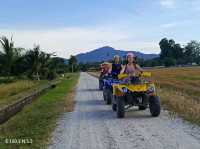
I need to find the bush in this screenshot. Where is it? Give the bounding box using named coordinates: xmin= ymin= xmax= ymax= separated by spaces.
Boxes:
xmin=164 ymin=57 xmax=176 ymax=67
xmin=47 ymin=70 xmax=57 ymax=80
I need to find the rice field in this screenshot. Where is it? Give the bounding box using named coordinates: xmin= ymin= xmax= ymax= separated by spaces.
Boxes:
xmin=150 ymin=67 xmax=200 ymax=101
xmin=149 ymin=67 xmax=200 ymax=124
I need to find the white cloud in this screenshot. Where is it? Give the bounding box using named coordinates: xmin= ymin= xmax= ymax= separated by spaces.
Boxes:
xmin=160 ymin=22 xmax=177 ymax=28
xmin=160 ymin=0 xmax=176 ymax=8
xmin=0 ymin=27 xmax=160 ymax=58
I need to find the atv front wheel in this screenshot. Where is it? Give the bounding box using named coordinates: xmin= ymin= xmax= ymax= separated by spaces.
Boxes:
xmin=112 ymin=95 xmax=117 ymax=111
xmin=99 ymin=80 xmax=103 ymax=90
xmin=112 ymin=103 xmax=117 ymax=111
xmin=149 ymin=96 xmax=161 ymax=117
xmin=103 ymin=88 xmax=111 ymax=105
xmin=138 ymin=106 xmax=147 ymax=110
xmin=116 ymin=96 xmax=125 ymax=118
xmin=103 ymin=88 xmax=106 ymax=101
xmin=106 ymin=89 xmax=112 ymax=105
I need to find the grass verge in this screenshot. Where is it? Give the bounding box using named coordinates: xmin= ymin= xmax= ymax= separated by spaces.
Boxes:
xmin=0 ymin=73 xmax=79 ymax=149
xmin=0 ymin=80 xmax=48 ymax=109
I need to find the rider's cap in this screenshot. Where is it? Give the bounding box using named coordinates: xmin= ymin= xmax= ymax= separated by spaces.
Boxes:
xmin=126 ymin=52 xmax=135 ymax=58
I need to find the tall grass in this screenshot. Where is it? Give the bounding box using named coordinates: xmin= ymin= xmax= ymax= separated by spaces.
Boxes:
xmin=0 ymin=80 xmax=47 ymax=108
xmin=0 ymin=73 xmax=79 ymax=149
xmin=159 ymin=88 xmax=200 ymax=124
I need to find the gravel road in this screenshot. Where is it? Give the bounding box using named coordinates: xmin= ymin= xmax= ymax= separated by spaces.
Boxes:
xmin=48 ymin=72 xmax=200 ymax=149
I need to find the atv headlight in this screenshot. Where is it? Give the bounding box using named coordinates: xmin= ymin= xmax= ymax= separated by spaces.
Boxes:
xmin=148 ymin=84 xmax=155 ymax=93
xmin=122 ymin=87 xmax=128 ymax=93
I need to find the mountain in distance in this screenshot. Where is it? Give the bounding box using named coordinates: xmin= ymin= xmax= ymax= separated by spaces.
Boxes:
xmin=75 ymin=46 xmax=158 ymax=63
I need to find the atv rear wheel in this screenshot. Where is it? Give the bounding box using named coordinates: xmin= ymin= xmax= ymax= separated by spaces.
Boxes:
xmin=116 ymin=96 xmax=125 ymax=118
xmin=149 ymin=96 xmax=161 ymax=117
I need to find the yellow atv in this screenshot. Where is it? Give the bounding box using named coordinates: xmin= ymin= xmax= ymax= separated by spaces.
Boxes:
xmin=112 ymin=72 xmax=161 ymax=118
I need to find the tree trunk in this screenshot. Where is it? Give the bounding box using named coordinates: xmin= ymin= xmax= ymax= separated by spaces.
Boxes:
xmin=71 ymin=64 xmax=74 ymax=73
xmin=36 ymin=72 xmax=40 ymax=81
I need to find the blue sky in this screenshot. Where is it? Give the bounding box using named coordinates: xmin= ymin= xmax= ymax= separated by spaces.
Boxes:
xmin=0 ymin=0 xmax=200 ymax=58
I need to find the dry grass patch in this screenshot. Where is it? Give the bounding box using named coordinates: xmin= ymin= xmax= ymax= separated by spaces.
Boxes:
xmin=159 ymin=88 xmax=200 ymax=124
xmin=0 ymin=80 xmax=47 ymax=108
xmin=64 ymin=86 xmax=78 ymax=112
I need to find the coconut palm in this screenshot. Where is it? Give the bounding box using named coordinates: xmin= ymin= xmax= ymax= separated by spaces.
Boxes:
xmin=25 ymin=45 xmax=53 ymax=80
xmin=0 ymin=36 xmax=15 ymax=76
xmin=25 ymin=45 xmax=42 ymax=80
xmin=68 ymin=55 xmax=77 ymax=72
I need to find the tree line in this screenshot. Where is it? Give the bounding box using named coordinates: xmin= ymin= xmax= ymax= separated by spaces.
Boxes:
xmin=78 ymin=38 xmax=200 ymax=70
xmin=1 ymin=36 xmax=199 ymax=78
xmin=142 ymin=38 xmax=200 ymax=67
xmin=0 ymin=36 xmax=78 ymax=81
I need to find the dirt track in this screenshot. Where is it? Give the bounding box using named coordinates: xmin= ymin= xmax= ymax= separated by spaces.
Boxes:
xmin=48 ymin=72 xmax=200 ymax=149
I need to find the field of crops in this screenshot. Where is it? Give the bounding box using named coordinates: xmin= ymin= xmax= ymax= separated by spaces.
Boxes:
xmin=88 ymin=66 xmax=200 ymax=124
xmin=149 ymin=67 xmax=200 ymax=124
xmin=150 ymin=67 xmax=200 ymax=100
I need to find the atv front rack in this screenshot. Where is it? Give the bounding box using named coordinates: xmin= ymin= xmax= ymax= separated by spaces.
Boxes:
xmin=113 ymin=83 xmax=156 ymax=96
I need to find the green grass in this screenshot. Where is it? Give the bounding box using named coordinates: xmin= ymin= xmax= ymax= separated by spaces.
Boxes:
xmin=0 ymin=73 xmax=79 ymax=149
xmin=0 ymin=80 xmax=48 ymax=109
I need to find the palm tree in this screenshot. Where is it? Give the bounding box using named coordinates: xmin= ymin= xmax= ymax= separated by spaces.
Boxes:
xmin=0 ymin=36 xmax=15 ymax=76
xmin=25 ymin=45 xmax=53 ymax=80
xmin=68 ymin=55 xmax=77 ymax=72
xmin=25 ymin=45 xmax=41 ymax=80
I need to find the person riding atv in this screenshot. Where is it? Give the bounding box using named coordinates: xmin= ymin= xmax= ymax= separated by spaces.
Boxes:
xmin=102 ymin=55 xmax=122 ymax=104
xmin=120 ymin=52 xmax=143 ymax=80
xmin=112 ymin=53 xmax=161 ymax=118
xmin=110 ymin=55 xmax=122 ymax=79
xmin=99 ymin=62 xmax=111 ymax=90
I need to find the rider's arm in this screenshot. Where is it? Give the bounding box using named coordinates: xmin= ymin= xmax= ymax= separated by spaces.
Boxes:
xmin=136 ymin=64 xmax=144 ymax=72
xmin=108 ymin=65 xmax=112 ymax=74
xmin=120 ymin=65 xmax=125 ymax=74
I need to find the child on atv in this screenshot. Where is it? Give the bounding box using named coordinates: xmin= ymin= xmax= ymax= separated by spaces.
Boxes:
xmin=110 ymin=55 xmax=122 ymax=79
xmin=120 ymin=52 xmax=143 ymax=83
xmin=100 ymin=62 xmax=111 ymax=77
xmin=99 ymin=62 xmax=111 ymax=90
